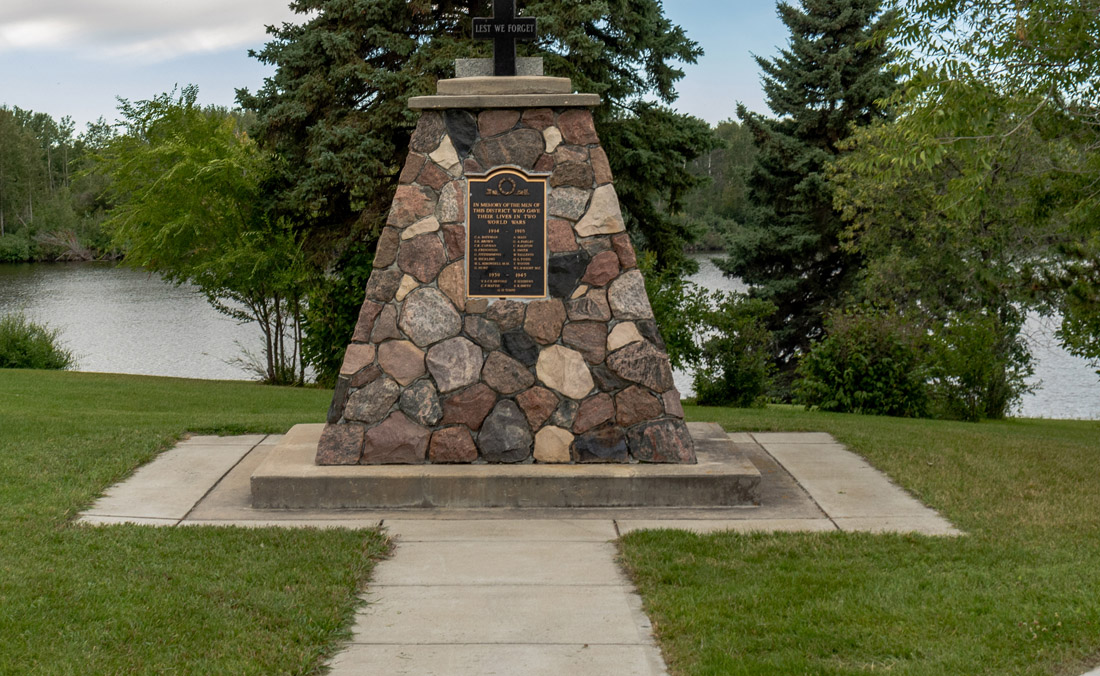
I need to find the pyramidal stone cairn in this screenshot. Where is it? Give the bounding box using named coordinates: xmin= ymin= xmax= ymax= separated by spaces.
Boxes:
xmin=316 ymin=3 xmax=694 ymax=466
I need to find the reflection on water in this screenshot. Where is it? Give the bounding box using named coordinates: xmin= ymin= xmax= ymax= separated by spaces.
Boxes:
xmin=675 ymin=255 xmax=1100 ymax=421
xmin=1 ymin=259 xmax=1097 ymax=419
xmin=0 ymin=263 xmax=260 ymax=380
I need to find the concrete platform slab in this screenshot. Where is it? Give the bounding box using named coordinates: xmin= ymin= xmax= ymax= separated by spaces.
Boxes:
xmin=384 ymin=519 xmax=617 ymax=541
xmin=833 ymin=516 xmax=962 ymax=536
xmin=616 ymin=518 xmax=837 ymax=535
xmin=328 ymin=644 xmax=667 ymax=676
xmin=84 ymin=442 xmax=258 ymax=520
xmin=179 ymin=518 xmax=383 ymax=529
xmin=77 ymin=514 xmax=180 ymax=527
xmin=374 ymin=541 xmax=624 ymax=586
xmin=181 ymin=434 xmax=267 ymax=446
xmin=250 ymin=422 xmax=760 ymax=509
xmin=351 ymin=585 xmax=650 ymax=645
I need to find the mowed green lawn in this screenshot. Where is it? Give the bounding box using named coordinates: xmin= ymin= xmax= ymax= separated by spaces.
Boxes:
xmin=621 ymin=405 xmax=1100 ymax=676
xmin=0 ymin=369 xmax=388 ymax=675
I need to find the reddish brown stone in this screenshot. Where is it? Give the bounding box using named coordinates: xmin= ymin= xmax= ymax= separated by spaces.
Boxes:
xmin=573 ymin=393 xmax=615 ymax=434
xmin=438 ymin=261 xmax=466 ymax=312
xmin=370 ymin=304 xmax=401 ymax=342
xmin=417 ymin=161 xmax=450 ymax=192
xmin=615 ymin=385 xmax=664 ymax=427
xmin=662 ymin=390 xmax=685 ymax=418
xmin=398 ymin=234 xmax=447 ymax=284
xmin=551 ymin=162 xmax=594 ymax=189
xmin=387 ymin=185 xmax=436 ymax=228
xmin=365 ymin=268 xmax=402 ymax=302
xmin=478 ymin=109 xmax=520 ymax=137
xmin=534 ymin=153 xmax=554 ymax=172
xmin=523 ymin=298 xmax=566 ymax=345
xmin=473 ymin=129 xmax=545 ymax=170
xmin=581 ymin=250 xmax=621 ymax=287
xmin=441 ymin=383 xmax=497 ymax=431
xmin=438 ymin=181 xmax=465 ymax=224
xmin=561 ymin=322 xmax=607 ymax=365
xmin=377 ymin=340 xmax=426 ymax=386
xmin=566 ymin=288 xmax=611 ymax=322
xmin=442 ymin=224 xmax=466 ymax=261
xmin=350 ymin=363 xmax=383 ymax=388
xmin=463 ymin=157 xmax=484 ymax=174
xmin=410 ymin=112 xmax=445 ymax=152
xmin=486 ymin=300 xmax=526 ymax=331
xmin=590 ymin=146 xmax=614 ymax=185
xmin=553 ymin=145 xmax=588 ymax=165
xmin=521 ymin=108 xmax=555 ymax=130
xmin=429 ymin=426 xmax=479 ymax=463
xmin=606 ymin=340 xmax=675 ymax=393
xmin=340 ymin=343 xmax=377 ymax=376
xmin=516 ymin=386 xmax=558 ymax=430
xmin=362 ymin=412 xmax=430 ymax=464
xmin=558 ymin=110 xmax=599 ymax=145
xmin=374 ymin=227 xmax=400 ymax=268
xmin=482 ymin=350 xmax=535 ymax=394
xmin=351 ymin=300 xmax=384 ymax=342
xmin=627 ymin=419 xmax=696 ymax=464
xmin=399 ymin=151 xmax=426 ymax=185
xmin=316 ymin=423 xmax=365 ymax=465
xmin=548 ymin=219 xmax=578 ymax=253
xmin=611 ymin=233 xmax=637 ymax=270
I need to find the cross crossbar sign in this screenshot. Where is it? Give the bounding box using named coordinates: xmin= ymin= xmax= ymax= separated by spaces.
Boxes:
xmin=472 ymin=0 xmax=537 ymax=77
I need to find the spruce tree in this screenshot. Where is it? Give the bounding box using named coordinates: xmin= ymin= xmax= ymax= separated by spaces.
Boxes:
xmin=237 ymin=0 xmax=715 ymax=383
xmin=720 ymin=0 xmax=896 ymax=384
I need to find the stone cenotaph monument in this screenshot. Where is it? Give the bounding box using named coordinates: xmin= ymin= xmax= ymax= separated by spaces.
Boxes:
xmin=316 ymin=0 xmax=695 ymax=466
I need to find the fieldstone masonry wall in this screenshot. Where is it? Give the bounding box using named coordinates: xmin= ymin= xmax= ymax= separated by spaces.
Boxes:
xmin=317 ymin=103 xmax=695 ymax=465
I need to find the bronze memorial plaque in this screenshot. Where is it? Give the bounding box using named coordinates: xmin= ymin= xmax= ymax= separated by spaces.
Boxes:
xmin=466 ymin=168 xmax=547 ymax=298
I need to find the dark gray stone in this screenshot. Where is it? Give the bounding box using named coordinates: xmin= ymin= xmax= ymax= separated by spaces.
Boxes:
xmin=365 ymin=268 xmax=402 ymax=302
xmin=486 ymin=299 xmax=526 ymax=331
xmin=444 ymin=110 xmax=479 ymax=157
xmin=591 ymin=364 xmax=627 ymax=391
xmin=464 ymin=316 xmax=502 ymax=351
xmin=399 ymin=379 xmax=443 ymax=426
xmin=636 ymin=319 xmax=667 ymax=350
xmin=473 ymin=129 xmax=545 ymax=170
xmin=573 ymin=423 xmax=629 ymax=463
xmin=502 ymin=330 xmax=539 ymax=367
xmin=345 ymin=376 xmax=401 ymax=424
xmin=410 ymin=111 xmax=445 ymax=153
xmin=549 ymin=251 xmax=590 ymax=298
xmin=478 ymin=400 xmax=534 ymax=463
xmin=328 ymin=377 xmax=351 ymax=424
xmin=549 ymin=398 xmax=579 ymax=429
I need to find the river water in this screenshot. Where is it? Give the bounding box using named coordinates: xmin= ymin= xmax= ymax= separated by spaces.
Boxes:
xmin=1 ymin=259 xmax=1098 ymax=420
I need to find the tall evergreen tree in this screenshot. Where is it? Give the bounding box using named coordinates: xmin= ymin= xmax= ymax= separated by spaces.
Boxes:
xmin=720 ymin=0 xmax=897 ymax=384
xmin=237 ymin=0 xmax=715 ymax=383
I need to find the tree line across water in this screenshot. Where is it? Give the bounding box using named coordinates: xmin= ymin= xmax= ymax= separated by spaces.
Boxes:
xmin=2 ymin=0 xmax=1098 ymax=422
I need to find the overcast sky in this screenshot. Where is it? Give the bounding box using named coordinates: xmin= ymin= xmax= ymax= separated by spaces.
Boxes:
xmin=0 ymin=1 xmax=786 ymax=132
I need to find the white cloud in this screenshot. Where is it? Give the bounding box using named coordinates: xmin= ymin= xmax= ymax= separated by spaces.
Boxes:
xmin=0 ymin=0 xmax=298 ymax=60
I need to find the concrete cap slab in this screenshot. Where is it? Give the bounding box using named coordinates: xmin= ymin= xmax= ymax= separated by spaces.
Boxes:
xmin=328 ymin=644 xmax=668 ymax=676
xmin=373 ymin=541 xmax=625 ymax=586
xmin=437 ymin=76 xmax=571 ymax=96
xmin=384 ymin=519 xmax=617 ymax=541
xmin=352 ymin=585 xmax=653 ymax=645
xmin=410 ymin=93 xmax=601 ymax=110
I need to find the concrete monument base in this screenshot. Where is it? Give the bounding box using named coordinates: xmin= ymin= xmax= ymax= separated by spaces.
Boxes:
xmin=252 ymin=422 xmax=759 ymax=509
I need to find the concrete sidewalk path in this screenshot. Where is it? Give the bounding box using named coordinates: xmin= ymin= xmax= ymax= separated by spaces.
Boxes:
xmin=78 ymin=430 xmax=963 ymax=675
xmin=328 ymin=519 xmax=666 ymax=675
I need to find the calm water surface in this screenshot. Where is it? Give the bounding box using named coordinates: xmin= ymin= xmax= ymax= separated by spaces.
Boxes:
xmin=1 ymin=259 xmax=1098 ymax=419
xmin=0 ymin=263 xmax=260 ymax=380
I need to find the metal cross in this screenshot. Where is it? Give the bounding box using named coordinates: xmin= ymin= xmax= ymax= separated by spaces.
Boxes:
xmin=472 ymin=0 xmax=537 ymax=76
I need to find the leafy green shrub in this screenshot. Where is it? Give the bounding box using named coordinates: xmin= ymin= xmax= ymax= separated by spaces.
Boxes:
xmin=0 ymin=313 xmax=75 ymax=370
xmin=795 ymin=309 xmax=930 ymax=417
xmin=0 ymin=232 xmax=34 ymax=263
xmin=639 ymin=251 xmax=709 ymax=370
xmin=929 ymin=311 xmax=1033 ymax=421
xmin=693 ymin=293 xmax=776 ymax=407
